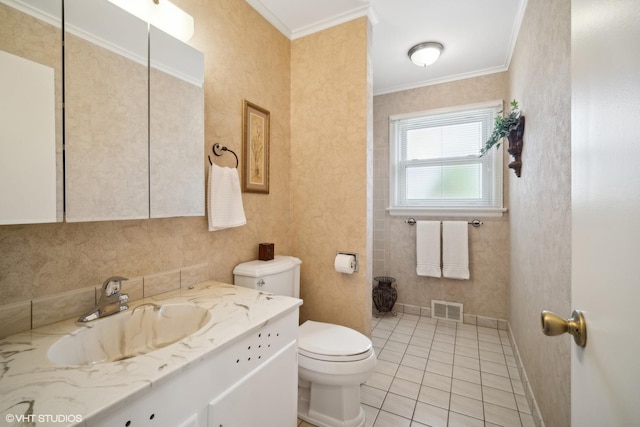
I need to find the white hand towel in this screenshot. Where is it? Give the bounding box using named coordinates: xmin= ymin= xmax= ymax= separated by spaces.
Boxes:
xmin=416 ymin=221 xmax=441 ymax=277
xmin=442 ymin=221 xmax=470 ymax=280
xmin=208 ymin=163 xmax=246 ymax=231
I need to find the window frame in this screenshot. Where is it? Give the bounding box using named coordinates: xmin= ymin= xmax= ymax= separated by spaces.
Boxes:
xmin=388 ymin=100 xmax=506 ymax=217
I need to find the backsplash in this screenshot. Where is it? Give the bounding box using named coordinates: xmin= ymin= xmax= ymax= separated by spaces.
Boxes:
xmin=0 ymin=263 xmax=208 ymax=338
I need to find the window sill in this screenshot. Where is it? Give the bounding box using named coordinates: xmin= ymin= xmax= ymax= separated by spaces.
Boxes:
xmin=387 ymin=207 xmax=507 ymax=218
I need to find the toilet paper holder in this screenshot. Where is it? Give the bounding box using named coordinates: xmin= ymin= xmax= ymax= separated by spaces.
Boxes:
xmin=336 ymin=251 xmax=359 ymax=273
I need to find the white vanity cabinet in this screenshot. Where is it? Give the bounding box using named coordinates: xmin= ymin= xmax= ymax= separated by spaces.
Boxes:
xmin=86 ymin=309 xmax=299 ymax=427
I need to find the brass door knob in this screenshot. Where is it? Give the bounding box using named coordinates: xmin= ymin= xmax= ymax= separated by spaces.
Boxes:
xmin=541 ymin=310 xmax=587 ymax=348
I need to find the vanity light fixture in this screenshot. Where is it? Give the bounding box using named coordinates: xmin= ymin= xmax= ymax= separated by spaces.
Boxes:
xmin=408 ymin=42 xmax=444 ymax=67
xmin=108 ymin=0 xmax=194 ymax=42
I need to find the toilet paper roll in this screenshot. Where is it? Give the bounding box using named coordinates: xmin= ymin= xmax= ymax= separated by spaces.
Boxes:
xmin=334 ymin=254 xmax=356 ymax=274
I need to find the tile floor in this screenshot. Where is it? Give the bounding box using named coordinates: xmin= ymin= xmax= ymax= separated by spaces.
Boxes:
xmin=298 ymin=313 xmax=536 ymax=427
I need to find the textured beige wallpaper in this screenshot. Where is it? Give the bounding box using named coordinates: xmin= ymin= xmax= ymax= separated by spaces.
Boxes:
xmin=291 ymin=17 xmax=373 ymax=335
xmin=373 ymin=73 xmax=511 ymax=319
xmin=507 ymin=0 xmax=572 ymax=426
xmin=0 ymin=0 xmax=292 ymax=303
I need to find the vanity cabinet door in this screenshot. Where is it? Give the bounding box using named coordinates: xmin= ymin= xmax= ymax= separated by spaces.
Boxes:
xmin=64 ymin=0 xmax=149 ymax=222
xmin=149 ymin=25 xmax=204 ymax=218
xmin=87 ymin=394 xmax=206 ymax=427
xmin=208 ymin=341 xmax=298 ymax=427
xmin=177 ymin=413 xmax=199 ymax=427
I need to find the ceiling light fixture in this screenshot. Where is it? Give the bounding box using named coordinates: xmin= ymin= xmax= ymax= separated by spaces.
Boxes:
xmin=108 ymin=0 xmax=194 ymax=42
xmin=408 ymin=42 xmax=444 ymax=67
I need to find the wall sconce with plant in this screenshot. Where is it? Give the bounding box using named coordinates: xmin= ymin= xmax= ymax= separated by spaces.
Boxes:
xmin=480 ymin=99 xmax=525 ymax=177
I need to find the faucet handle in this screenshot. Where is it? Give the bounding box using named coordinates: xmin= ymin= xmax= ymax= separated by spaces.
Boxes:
xmin=101 ymin=276 xmax=128 ymax=296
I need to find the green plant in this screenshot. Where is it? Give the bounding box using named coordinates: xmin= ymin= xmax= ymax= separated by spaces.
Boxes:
xmin=480 ymin=99 xmax=521 ymax=156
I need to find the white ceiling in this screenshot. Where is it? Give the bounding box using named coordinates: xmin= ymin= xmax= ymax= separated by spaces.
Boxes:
xmin=245 ymin=0 xmax=528 ymax=95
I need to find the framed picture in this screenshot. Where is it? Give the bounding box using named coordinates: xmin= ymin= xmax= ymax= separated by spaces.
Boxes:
xmin=242 ymin=100 xmax=270 ymax=193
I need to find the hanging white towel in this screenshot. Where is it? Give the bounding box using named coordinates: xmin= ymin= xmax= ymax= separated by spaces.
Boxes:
xmin=208 ymin=163 xmax=246 ymax=231
xmin=442 ymin=221 xmax=470 ymax=280
xmin=416 ymin=221 xmax=441 ymax=277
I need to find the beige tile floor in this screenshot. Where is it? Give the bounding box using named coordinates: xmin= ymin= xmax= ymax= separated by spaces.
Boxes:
xmin=298 ymin=312 xmax=536 ymax=427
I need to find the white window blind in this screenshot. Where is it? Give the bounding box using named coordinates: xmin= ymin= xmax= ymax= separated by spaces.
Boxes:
xmin=389 ymin=101 xmax=504 ymax=215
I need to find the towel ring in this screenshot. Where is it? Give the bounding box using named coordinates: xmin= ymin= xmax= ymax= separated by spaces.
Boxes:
xmin=208 ymin=143 xmax=238 ymax=168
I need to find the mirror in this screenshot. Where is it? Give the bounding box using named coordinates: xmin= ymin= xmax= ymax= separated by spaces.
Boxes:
xmin=0 ymin=0 xmax=63 ymax=224
xmin=149 ymin=25 xmax=204 ymax=218
xmin=64 ymin=0 xmax=204 ymax=222
xmin=64 ymin=0 xmax=149 ymax=221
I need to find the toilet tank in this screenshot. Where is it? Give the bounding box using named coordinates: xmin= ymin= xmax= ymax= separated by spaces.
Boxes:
xmin=233 ymin=256 xmax=301 ymax=298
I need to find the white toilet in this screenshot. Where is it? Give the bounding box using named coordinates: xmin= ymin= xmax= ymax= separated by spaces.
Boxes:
xmin=233 ymin=256 xmax=376 ymax=427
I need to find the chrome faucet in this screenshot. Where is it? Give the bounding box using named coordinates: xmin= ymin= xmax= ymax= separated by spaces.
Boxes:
xmin=78 ymin=276 xmax=130 ymax=323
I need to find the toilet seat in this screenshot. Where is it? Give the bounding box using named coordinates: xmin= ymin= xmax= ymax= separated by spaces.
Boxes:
xmin=298 ymin=320 xmax=373 ymax=362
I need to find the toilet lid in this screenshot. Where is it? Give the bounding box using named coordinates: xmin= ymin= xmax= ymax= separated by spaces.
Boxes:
xmin=298 ymin=320 xmax=373 ymax=362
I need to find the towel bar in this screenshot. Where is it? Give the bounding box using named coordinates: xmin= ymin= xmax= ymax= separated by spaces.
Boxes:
xmin=405 ymin=218 xmax=483 ymax=227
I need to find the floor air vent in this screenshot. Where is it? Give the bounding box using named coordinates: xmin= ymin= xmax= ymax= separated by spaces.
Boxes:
xmin=431 ymin=300 xmax=463 ymax=322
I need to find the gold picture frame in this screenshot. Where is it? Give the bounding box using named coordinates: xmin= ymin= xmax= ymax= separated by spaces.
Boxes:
xmin=242 ymin=100 xmax=270 ymax=193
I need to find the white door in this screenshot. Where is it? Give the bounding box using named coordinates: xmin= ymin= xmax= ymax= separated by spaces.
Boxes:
xmin=571 ymin=0 xmax=640 ymax=425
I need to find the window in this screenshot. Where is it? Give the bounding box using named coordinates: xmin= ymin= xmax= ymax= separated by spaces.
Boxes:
xmin=388 ymin=101 xmax=505 ymax=216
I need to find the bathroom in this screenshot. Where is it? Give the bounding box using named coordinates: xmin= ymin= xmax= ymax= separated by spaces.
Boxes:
xmin=1 ymin=0 xmax=638 ymax=426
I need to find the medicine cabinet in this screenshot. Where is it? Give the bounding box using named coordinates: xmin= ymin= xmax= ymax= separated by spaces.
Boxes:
xmin=0 ymin=0 xmax=63 ymax=225
xmin=0 ymin=0 xmax=204 ymax=224
xmin=64 ymin=0 xmax=204 ymax=221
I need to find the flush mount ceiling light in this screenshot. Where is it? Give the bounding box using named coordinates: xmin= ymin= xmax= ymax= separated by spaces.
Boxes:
xmin=108 ymin=0 xmax=194 ymax=42
xmin=408 ymin=42 xmax=444 ymax=67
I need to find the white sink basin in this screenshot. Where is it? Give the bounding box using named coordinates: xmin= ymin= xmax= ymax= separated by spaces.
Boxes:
xmin=48 ymin=303 xmax=211 ymax=365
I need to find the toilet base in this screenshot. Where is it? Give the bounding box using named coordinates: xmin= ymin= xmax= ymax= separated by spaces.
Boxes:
xmin=298 ymin=380 xmax=365 ymax=427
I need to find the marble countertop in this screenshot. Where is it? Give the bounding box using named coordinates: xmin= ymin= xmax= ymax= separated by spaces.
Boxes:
xmin=0 ymin=281 xmax=302 ymax=426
